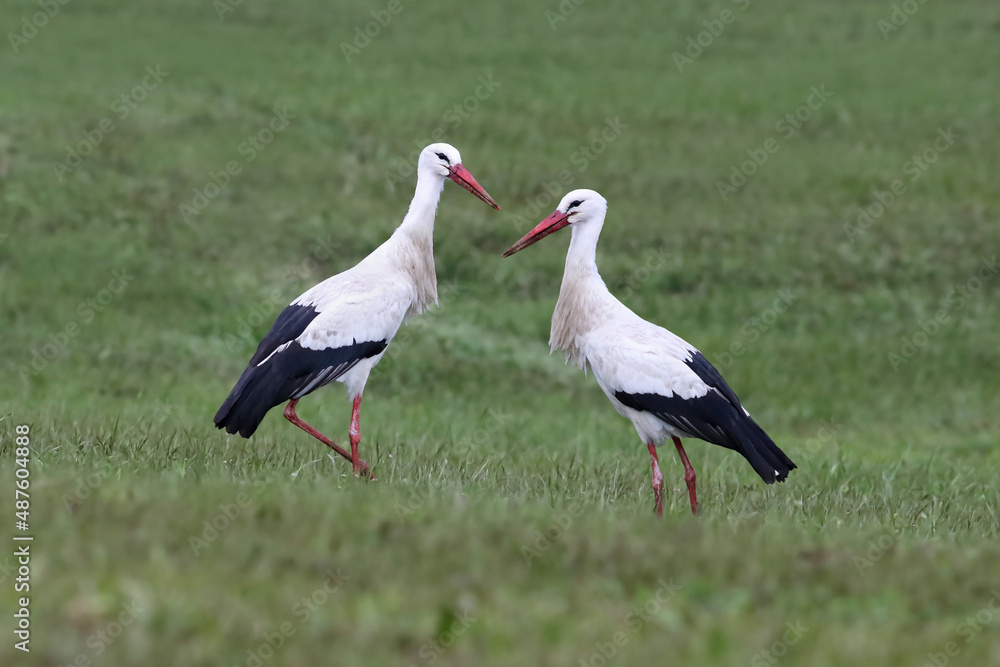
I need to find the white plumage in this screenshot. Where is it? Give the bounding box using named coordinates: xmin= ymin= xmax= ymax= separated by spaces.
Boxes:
xmin=215 ymin=143 xmax=499 ymax=476
xmin=504 ymin=189 xmax=795 ymax=515
xmin=291 ymin=249 xmax=422 ymax=399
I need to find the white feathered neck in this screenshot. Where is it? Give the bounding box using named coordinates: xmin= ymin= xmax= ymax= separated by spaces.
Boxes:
xmin=550 ymin=216 xmax=622 ymax=369
xmin=386 ymin=165 xmax=446 ymax=317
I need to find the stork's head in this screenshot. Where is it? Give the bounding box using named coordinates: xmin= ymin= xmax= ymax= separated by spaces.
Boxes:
xmin=503 ymin=189 xmax=607 ymax=257
xmin=419 ymin=143 xmax=499 ymax=210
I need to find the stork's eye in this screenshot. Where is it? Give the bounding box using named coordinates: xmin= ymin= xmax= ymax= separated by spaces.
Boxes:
xmin=568 ymin=200 xmax=583 ymax=209
xmin=435 ymin=152 xmax=450 ymax=164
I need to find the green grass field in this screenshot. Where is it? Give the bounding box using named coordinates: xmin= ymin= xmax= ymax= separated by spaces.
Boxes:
xmin=2 ymin=0 xmax=1000 ymax=664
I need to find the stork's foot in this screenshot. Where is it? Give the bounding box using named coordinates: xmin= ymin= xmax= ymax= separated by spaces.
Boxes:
xmin=356 ymin=462 xmax=377 ymax=481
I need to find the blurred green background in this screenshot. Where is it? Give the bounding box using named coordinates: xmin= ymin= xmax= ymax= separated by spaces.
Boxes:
xmin=1 ymin=0 xmax=999 ymax=665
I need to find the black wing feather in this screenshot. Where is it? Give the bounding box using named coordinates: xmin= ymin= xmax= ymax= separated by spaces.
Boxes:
xmin=248 ymin=304 xmax=321 ymax=367
xmin=685 ymin=351 xmax=742 ymax=408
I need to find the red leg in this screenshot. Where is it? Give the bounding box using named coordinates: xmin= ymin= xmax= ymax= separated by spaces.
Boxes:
xmin=283 ymin=400 xmax=369 ymax=476
xmin=647 ymin=442 xmax=664 ymax=518
xmin=349 ymin=394 xmax=366 ymax=477
xmin=672 ymin=436 xmax=698 ymax=515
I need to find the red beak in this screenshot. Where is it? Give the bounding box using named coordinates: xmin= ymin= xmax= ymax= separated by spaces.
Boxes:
xmin=502 ymin=209 xmax=571 ymax=257
xmin=448 ymin=164 xmax=500 ymax=210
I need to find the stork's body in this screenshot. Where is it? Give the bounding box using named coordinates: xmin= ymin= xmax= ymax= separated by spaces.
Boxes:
xmin=214 ymin=144 xmax=499 ymax=476
xmin=504 ymin=189 xmax=795 ymax=515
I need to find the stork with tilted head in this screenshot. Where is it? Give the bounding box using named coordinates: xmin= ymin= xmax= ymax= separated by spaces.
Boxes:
xmin=503 ymin=189 xmax=794 ymax=515
xmin=215 ymin=143 xmax=499 ymax=477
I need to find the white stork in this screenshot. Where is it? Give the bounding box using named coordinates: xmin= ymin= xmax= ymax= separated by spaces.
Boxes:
xmin=503 ymin=189 xmax=795 ymax=515
xmin=215 ymin=143 xmax=499 ymax=477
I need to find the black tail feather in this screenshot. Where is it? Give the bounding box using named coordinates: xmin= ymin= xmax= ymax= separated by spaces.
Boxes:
xmin=730 ymin=416 xmax=796 ymax=484
xmin=214 ymin=363 xmax=282 ymax=438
